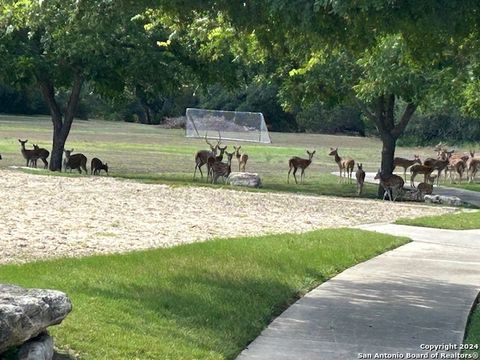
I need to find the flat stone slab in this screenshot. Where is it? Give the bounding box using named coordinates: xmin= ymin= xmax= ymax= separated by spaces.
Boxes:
xmin=0 ymin=285 xmax=72 ymax=353
xmin=237 ymin=224 xmax=480 ymax=360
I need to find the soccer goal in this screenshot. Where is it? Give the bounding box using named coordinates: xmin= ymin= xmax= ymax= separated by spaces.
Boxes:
xmin=185 ymin=108 xmax=271 ymax=143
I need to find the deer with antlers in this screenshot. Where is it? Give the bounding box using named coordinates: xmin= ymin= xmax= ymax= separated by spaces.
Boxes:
xmin=329 ymin=147 xmax=355 ymax=182
xmin=374 ymin=170 xmax=405 ymax=201
xmin=233 ymin=145 xmax=248 ymax=172
xmin=287 ymin=150 xmax=315 ymax=184
xmin=193 ymin=133 xmax=221 ymax=180
xmin=393 ymin=155 xmax=421 ymax=180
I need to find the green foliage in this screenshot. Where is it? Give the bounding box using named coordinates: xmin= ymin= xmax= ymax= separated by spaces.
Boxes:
xmin=0 ymin=229 xmax=407 ymax=359
xmin=296 ymin=103 xmax=364 ymax=136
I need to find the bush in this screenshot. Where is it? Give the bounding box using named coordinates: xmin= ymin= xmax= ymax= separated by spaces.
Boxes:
xmin=296 ymin=103 xmax=365 ymax=136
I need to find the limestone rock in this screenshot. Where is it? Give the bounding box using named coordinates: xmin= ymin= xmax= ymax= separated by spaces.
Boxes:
xmin=0 ymin=284 xmax=72 ymax=353
xmin=424 ymin=194 xmax=463 ymax=206
xmin=227 ymin=172 xmax=262 ymax=188
xmin=17 ymin=332 xmax=54 ymax=360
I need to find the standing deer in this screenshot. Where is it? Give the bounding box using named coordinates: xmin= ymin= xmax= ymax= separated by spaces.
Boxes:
xmin=211 ymin=150 xmax=235 ymax=184
xmin=355 ymin=163 xmax=366 ymax=196
xmin=467 ymin=151 xmax=480 ymax=183
xmin=193 ymin=133 xmax=220 ymax=180
xmin=287 ymin=150 xmax=315 ymax=184
xmin=393 ymin=155 xmax=421 ymax=180
xmin=233 ymin=145 xmax=248 ymax=172
xmin=18 ymin=139 xmax=38 ymax=167
xmin=32 ymin=144 xmax=50 ymax=169
xmin=410 ymin=164 xmax=434 ymax=188
xmin=64 ymin=149 xmax=88 ymax=174
xmin=329 ymin=147 xmax=355 ymax=182
xmin=423 ymin=155 xmax=450 ymax=185
xmin=207 ymin=145 xmax=227 ymax=181
xmin=374 ymin=170 xmax=405 ymax=201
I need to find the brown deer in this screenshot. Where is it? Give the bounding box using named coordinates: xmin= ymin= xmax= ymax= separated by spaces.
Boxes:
xmin=329 ymin=147 xmax=355 ymax=182
xmin=32 ymin=144 xmax=50 ymax=169
xmin=393 ymin=155 xmax=421 ymax=180
xmin=466 ymin=151 xmax=480 ymax=183
xmin=287 ymin=150 xmax=315 ymax=184
xmin=355 ymin=163 xmax=366 ymax=196
xmin=417 ymin=182 xmax=434 ymax=195
xmin=423 ymin=154 xmax=450 ymax=185
xmin=64 ymin=149 xmax=88 ymax=174
xmin=211 ymin=150 xmax=235 ymax=184
xmin=410 ymin=164 xmax=434 ymax=188
xmin=374 ymin=170 xmax=405 ymax=201
xmin=207 ymin=145 xmax=228 ymax=181
xmin=193 ymin=133 xmax=221 ymax=180
xmin=91 ymin=158 xmax=109 ymax=175
xmin=233 ymin=145 xmax=248 ymax=172
xmin=447 ymin=158 xmax=466 ymax=183
xmin=18 ymin=139 xmax=38 ymax=167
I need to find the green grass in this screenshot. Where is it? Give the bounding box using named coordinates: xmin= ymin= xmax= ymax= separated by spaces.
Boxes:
xmin=464 ymin=300 xmax=480 ymax=356
xmin=441 ymin=182 xmax=480 ymax=193
xmin=396 ymin=210 xmax=480 ymax=229
xmin=0 ymin=229 xmax=407 ymax=360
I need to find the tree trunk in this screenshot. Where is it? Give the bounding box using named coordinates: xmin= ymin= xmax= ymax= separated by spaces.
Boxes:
xmin=356 ymin=95 xmax=417 ymax=198
xmin=38 ymin=74 xmax=84 ymax=171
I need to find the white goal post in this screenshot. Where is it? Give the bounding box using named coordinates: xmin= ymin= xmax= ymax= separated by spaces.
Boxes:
xmin=185 ymin=108 xmax=271 ymax=144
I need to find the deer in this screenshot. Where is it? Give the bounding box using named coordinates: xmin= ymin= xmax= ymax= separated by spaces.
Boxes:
xmin=287 ymin=150 xmax=315 ymax=184
xmin=393 ymin=155 xmax=421 ymax=180
xmin=355 ymin=163 xmax=366 ymax=196
xmin=211 ymin=150 xmax=235 ymax=184
xmin=423 ymin=154 xmax=450 ymax=185
xmin=447 ymin=158 xmax=466 ymax=183
xmin=32 ymin=144 xmax=50 ymax=169
xmin=207 ymin=144 xmax=228 ymax=181
xmin=328 ymin=147 xmax=355 ymax=182
xmin=91 ymin=157 xmax=109 ymax=175
xmin=374 ymin=170 xmax=405 ymax=201
xmin=466 ymin=151 xmax=480 ymax=183
xmin=18 ymin=139 xmax=39 ymax=167
xmin=233 ymin=145 xmax=248 ymax=172
xmin=410 ymin=164 xmax=434 ymax=188
xmin=193 ymin=133 xmax=221 ymax=180
xmin=63 ymin=149 xmax=88 ymax=174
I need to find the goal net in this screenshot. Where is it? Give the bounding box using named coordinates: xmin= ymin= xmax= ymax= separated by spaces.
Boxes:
xmin=185 ymin=108 xmax=271 ymax=143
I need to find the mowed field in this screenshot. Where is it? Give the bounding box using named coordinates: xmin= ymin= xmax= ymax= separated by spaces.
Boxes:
xmin=0 ymin=114 xmax=448 ymax=181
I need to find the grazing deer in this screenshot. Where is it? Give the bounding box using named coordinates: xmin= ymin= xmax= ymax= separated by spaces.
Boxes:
xmin=410 ymin=164 xmax=434 ymax=188
xmin=374 ymin=170 xmax=405 ymax=201
xmin=18 ymin=139 xmax=38 ymax=167
xmin=355 ymin=163 xmax=366 ymax=196
xmin=329 ymin=147 xmax=355 ymax=182
xmin=211 ymin=150 xmax=235 ymax=184
xmin=393 ymin=155 xmax=421 ymax=180
xmin=64 ymin=149 xmax=88 ymax=174
xmin=194 ymin=134 xmax=221 ymax=180
xmin=287 ymin=150 xmax=315 ymax=184
xmin=32 ymin=144 xmax=50 ymax=169
xmin=91 ymin=158 xmax=109 ymax=175
xmin=233 ymin=145 xmax=248 ymax=172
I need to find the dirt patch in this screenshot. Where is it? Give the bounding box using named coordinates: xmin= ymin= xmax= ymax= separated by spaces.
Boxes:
xmin=0 ymin=170 xmax=453 ymax=264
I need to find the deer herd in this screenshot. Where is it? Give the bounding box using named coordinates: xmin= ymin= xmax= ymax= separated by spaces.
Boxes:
xmin=4 ymin=136 xmax=479 ymax=202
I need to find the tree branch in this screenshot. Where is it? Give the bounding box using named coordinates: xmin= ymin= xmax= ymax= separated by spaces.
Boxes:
xmin=37 ymin=76 xmax=62 ymax=123
xmin=386 ymin=93 xmax=395 ymax=131
xmin=392 ymin=102 xmax=417 ymax=139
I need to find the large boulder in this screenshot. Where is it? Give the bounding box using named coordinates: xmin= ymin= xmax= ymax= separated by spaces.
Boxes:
xmin=0 ymin=284 xmax=72 ymax=353
xmin=17 ymin=332 xmax=54 ymax=360
xmin=227 ymin=172 xmax=262 ymax=188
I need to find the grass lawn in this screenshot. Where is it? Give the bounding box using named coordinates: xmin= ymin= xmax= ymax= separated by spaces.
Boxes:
xmin=0 ymin=229 xmax=407 ymax=360
xmin=464 ymin=301 xmax=480 ymax=356
xmin=441 ymin=182 xmax=480 ymax=193
xmin=396 ymin=210 xmax=480 ymax=230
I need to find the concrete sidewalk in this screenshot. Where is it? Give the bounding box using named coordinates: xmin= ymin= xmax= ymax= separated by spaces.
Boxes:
xmin=237 ymin=224 xmax=480 ymax=360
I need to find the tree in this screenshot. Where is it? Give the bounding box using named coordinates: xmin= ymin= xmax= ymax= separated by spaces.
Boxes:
xmin=0 ymin=0 xmax=189 ymax=170
xmin=159 ymin=1 xmax=480 ymax=193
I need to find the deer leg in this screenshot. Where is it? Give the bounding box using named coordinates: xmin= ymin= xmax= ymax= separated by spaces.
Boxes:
xmin=287 ymin=166 xmax=292 ymax=184
xmin=293 ymin=168 xmax=298 ymax=184
xmin=301 ymin=168 xmax=305 ymax=184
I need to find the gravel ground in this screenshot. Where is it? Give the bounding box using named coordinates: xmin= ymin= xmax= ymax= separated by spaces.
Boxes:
xmin=0 ymin=170 xmax=454 ymax=264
